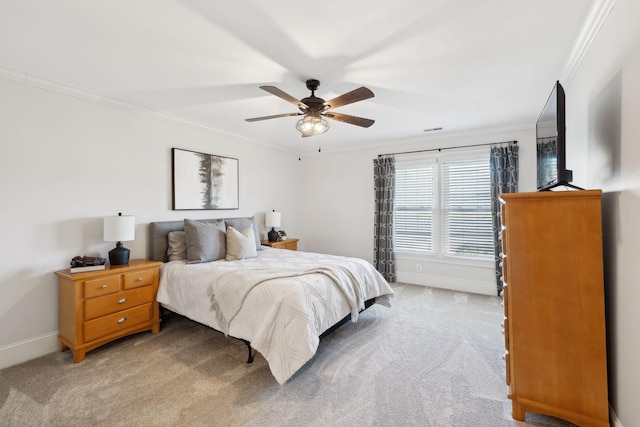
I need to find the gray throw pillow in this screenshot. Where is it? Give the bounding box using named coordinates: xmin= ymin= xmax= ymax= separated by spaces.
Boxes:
xmin=167 ymin=230 xmax=187 ymax=261
xmin=184 ymin=219 xmax=226 ymax=263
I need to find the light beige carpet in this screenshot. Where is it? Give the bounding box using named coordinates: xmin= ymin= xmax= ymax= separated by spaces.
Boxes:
xmin=0 ymin=283 xmax=575 ymax=426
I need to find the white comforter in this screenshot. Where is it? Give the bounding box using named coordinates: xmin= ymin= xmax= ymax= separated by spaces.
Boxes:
xmin=156 ymin=247 xmax=394 ymax=384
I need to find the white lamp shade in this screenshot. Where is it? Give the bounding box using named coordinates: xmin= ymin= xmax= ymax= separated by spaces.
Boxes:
xmin=265 ymin=211 xmax=281 ymax=228
xmin=104 ymin=214 xmax=135 ymax=242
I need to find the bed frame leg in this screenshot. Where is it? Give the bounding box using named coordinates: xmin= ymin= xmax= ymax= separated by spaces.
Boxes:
xmin=242 ymin=340 xmax=254 ymax=363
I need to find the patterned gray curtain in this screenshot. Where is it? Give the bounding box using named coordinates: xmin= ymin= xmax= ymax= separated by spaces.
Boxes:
xmin=373 ymin=156 xmax=396 ymax=282
xmin=490 ymin=143 xmax=519 ymax=295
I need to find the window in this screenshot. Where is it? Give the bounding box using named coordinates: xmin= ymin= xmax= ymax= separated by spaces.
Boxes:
xmin=394 ymin=160 xmax=435 ymax=253
xmin=394 ymin=150 xmax=492 ymax=259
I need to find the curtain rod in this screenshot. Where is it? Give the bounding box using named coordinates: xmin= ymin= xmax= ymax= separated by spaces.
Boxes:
xmin=378 ymin=140 xmax=517 ymax=158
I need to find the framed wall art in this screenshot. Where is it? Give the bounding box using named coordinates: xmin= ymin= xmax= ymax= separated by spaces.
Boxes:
xmin=172 ymin=148 xmax=239 ymax=210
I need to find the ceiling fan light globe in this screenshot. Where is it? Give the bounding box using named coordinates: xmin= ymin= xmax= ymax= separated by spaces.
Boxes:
xmin=296 ymin=116 xmax=329 ymax=136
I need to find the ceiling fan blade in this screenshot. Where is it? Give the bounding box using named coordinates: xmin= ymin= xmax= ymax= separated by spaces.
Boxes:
xmin=324 ymin=112 xmax=375 ymax=128
xmin=323 ymin=87 xmax=374 ymax=110
xmin=260 ymin=86 xmax=307 ymax=109
xmin=245 ymin=112 xmax=302 ymax=122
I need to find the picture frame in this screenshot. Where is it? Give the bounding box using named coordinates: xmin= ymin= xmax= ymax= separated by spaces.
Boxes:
xmin=172 ymin=148 xmax=239 ymax=210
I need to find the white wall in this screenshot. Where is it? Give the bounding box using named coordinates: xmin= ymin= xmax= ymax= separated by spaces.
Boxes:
xmin=302 ymin=126 xmax=536 ymax=296
xmin=0 ymin=77 xmax=304 ymax=368
xmin=567 ymin=0 xmax=640 ymax=424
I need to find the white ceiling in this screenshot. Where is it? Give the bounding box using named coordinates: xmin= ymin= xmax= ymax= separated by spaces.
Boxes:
xmin=0 ymin=0 xmax=598 ymax=153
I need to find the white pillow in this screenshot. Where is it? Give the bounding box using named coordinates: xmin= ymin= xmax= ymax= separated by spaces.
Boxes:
xmin=225 ymin=225 xmax=258 ymax=261
xmin=225 ymin=217 xmax=263 ymax=251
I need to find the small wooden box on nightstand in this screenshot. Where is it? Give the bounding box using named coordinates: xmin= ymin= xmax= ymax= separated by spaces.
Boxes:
xmin=261 ymin=238 xmax=299 ymax=251
xmin=55 ymin=259 xmax=163 ymax=362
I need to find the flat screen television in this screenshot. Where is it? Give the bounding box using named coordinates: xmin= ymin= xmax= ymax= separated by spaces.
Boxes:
xmin=536 ymin=81 xmax=577 ymax=191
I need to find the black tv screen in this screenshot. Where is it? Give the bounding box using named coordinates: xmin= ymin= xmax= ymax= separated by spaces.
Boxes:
xmin=536 ymin=81 xmax=573 ymax=191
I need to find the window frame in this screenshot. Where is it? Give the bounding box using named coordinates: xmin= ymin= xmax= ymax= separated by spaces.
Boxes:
xmin=393 ymin=147 xmax=493 ymax=264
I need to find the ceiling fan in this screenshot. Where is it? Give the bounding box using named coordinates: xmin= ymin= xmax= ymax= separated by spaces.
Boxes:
xmin=245 ymin=79 xmax=375 ymax=137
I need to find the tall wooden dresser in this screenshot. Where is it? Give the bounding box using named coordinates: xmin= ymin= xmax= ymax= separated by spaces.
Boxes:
xmin=500 ymin=190 xmax=609 ymax=427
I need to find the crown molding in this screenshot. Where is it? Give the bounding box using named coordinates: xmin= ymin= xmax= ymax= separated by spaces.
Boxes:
xmin=560 ymin=0 xmax=616 ymax=84
xmin=0 ymin=64 xmax=297 ymax=154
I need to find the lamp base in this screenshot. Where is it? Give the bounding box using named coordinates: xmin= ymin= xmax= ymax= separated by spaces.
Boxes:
xmin=268 ymin=228 xmax=279 ymax=242
xmin=109 ymin=242 xmax=130 ymax=265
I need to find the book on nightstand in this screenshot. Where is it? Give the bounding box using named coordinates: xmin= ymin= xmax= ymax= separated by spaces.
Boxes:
xmin=69 ymin=255 xmax=107 ymax=273
xmin=69 ymin=264 xmax=106 ymax=273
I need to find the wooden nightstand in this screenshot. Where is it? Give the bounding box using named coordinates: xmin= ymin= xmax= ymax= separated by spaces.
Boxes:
xmin=55 ymin=259 xmax=163 ymax=362
xmin=261 ymin=238 xmax=299 ymax=251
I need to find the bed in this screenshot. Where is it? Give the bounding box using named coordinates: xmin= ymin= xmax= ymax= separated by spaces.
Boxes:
xmin=149 ymin=217 xmax=394 ymax=384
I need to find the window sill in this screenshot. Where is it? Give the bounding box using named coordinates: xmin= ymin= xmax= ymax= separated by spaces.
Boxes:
xmin=396 ymin=252 xmax=493 ymax=268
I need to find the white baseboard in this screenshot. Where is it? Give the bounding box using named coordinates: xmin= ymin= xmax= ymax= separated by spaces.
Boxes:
xmin=610 ymin=405 xmax=623 ymax=427
xmin=0 ymin=332 xmax=59 ymax=370
xmin=397 ymin=272 xmax=497 ymax=296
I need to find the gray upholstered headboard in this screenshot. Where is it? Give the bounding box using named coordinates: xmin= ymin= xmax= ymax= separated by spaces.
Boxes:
xmin=148 ymin=217 xmax=260 ymax=262
xmin=149 ymin=220 xmax=186 ymax=262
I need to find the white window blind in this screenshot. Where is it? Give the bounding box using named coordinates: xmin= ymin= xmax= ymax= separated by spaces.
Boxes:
xmin=441 ymin=159 xmax=493 ymax=257
xmin=394 ymin=152 xmax=492 ymax=259
xmin=394 ymin=162 xmax=435 ymax=253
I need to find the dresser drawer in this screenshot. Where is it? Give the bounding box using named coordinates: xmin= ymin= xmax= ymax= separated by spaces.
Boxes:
xmin=503 ymin=318 xmax=510 ymax=350
xmin=84 ymin=286 xmax=154 ymax=320
xmin=84 ymin=275 xmax=120 ymax=298
xmin=502 ymin=285 xmax=509 ymax=317
xmin=502 ymin=256 xmax=509 ymax=285
xmin=123 ymin=268 xmax=155 ymax=290
xmin=501 ymin=229 xmax=508 ymax=258
xmin=505 ymin=351 xmax=511 ymax=385
xmin=84 ymin=303 xmax=153 ymax=342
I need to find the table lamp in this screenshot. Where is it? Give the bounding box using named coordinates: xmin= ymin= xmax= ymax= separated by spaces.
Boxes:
xmin=104 ymin=212 xmax=135 ymax=265
xmin=265 ymin=210 xmax=281 ymax=242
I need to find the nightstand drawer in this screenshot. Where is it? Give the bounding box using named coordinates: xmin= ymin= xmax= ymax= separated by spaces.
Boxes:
xmin=84 ymin=286 xmax=154 ymax=320
xmin=280 ymin=241 xmax=297 ymax=250
xmin=123 ymin=268 xmax=155 ymax=289
xmin=84 ymin=303 xmax=153 ymax=342
xmin=84 ymin=275 xmax=120 ymax=298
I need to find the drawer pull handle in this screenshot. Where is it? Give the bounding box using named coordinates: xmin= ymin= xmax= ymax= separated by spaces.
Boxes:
xmin=118 ymin=298 xmax=127 ymax=304
xmin=101 ymin=284 xmax=108 ymax=289
xmin=117 ymin=317 xmax=127 ymax=324
xmin=137 ymin=277 xmax=143 ymax=282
